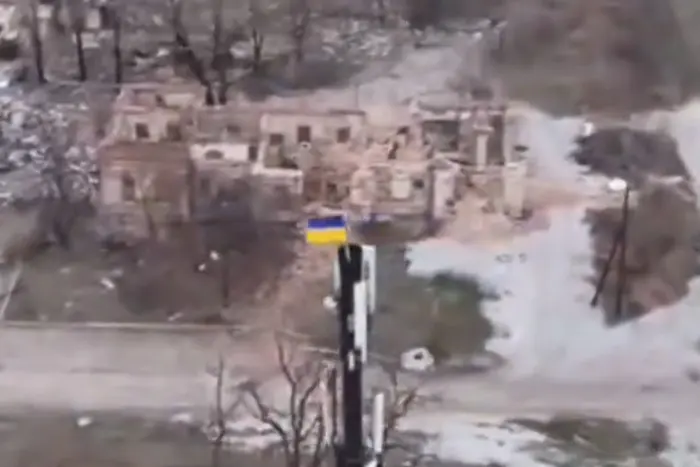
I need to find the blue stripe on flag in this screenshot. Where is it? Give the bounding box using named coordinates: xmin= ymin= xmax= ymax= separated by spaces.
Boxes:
xmin=307 ymin=215 xmax=346 ymax=230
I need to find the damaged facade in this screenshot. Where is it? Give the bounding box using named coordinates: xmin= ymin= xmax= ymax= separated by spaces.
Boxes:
xmin=97 ymin=84 xmax=200 ymax=238
xmin=96 ymin=84 xmax=526 ymax=238
xmin=416 ymin=99 xmax=528 ymax=219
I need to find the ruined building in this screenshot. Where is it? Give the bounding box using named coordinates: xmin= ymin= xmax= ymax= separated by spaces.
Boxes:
xmin=97 ymin=84 xmax=202 ymax=238
xmin=347 ymin=106 xmax=462 ymax=224
xmin=98 ymin=85 xmax=304 ymax=238
xmin=416 ymin=99 xmax=528 ymax=219
xmin=96 ymin=84 xmax=526 ymax=239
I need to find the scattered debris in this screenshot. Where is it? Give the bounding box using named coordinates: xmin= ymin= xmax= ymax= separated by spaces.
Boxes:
xmin=322 ymin=295 xmax=337 ymax=312
xmin=75 ymin=416 xmax=93 ymax=428
xmin=170 ymin=412 xmax=195 ymax=425
xmin=401 ymin=347 xmax=435 ymax=372
xmin=99 ymin=277 xmax=115 ymax=290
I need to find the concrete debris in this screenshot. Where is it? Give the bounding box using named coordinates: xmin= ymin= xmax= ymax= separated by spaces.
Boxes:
xmin=322 ymin=295 xmax=337 ymax=312
xmin=170 ymin=412 xmax=195 ymax=425
xmin=167 ymin=312 xmax=184 ymax=322
xmin=401 ymin=347 xmax=435 ymax=372
xmin=0 ymin=98 xmax=97 ymax=207
xmin=99 ymin=278 xmax=116 ymax=290
xmin=75 ymin=416 xmax=93 ymax=428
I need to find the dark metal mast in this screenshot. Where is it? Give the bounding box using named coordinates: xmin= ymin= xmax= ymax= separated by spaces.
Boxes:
xmin=336 ymin=244 xmax=365 ymax=467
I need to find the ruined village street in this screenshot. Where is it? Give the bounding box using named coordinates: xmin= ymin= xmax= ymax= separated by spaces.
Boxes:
xmin=0 ymin=322 xmax=696 ymax=425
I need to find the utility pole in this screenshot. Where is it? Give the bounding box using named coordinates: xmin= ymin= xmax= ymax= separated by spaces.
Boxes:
xmin=307 ymin=215 xmax=381 ymax=467
xmin=590 ymin=178 xmax=631 ymax=324
xmin=615 ymin=183 xmax=630 ymax=321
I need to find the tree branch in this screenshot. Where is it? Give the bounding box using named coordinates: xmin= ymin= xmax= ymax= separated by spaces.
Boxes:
xmin=241 ymin=381 xmax=293 ymax=462
xmin=211 ymin=355 xmax=226 ymax=467
xmin=236 ymin=337 xmax=331 ymax=467
xmin=169 ymin=0 xmax=214 ymax=104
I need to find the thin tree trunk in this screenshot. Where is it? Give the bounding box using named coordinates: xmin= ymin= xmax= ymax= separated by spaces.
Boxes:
xmin=220 ymin=251 xmax=230 ymax=307
xmin=171 ymin=0 xmax=214 ymax=105
xmin=73 ymin=27 xmax=87 ymax=81
xmin=251 ymin=30 xmax=264 ymax=73
xmin=29 ymin=1 xmax=46 ymax=83
xmin=141 ymin=200 xmax=157 ymax=240
xmin=216 ymin=77 xmax=228 ymax=105
xmin=112 ymin=12 xmax=123 ymax=83
xmin=376 ymin=0 xmax=387 ymax=26
xmin=211 ymin=0 xmax=226 ymax=104
xmin=52 ymin=169 xmax=72 ymax=250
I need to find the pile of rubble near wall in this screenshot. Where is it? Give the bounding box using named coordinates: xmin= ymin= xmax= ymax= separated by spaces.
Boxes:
xmin=0 ymin=97 xmax=98 ymax=208
xmin=572 ymin=128 xmax=700 ymax=324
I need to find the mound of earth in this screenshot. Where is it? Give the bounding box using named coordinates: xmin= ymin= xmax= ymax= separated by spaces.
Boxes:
xmin=571 ymin=128 xmax=690 ymax=184
xmin=573 ymin=129 xmax=700 ymax=324
xmin=496 ymin=0 xmax=700 ymax=114
xmin=511 ymin=416 xmax=670 ymax=464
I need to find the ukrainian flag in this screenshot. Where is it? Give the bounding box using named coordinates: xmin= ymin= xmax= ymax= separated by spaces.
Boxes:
xmin=306 ymin=215 xmax=348 ymax=245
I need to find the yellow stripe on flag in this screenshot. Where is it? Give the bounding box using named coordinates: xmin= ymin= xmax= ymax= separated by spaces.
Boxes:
xmin=306 ymin=229 xmax=348 ymax=245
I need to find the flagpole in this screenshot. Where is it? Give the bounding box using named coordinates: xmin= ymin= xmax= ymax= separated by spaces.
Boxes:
xmin=307 ymin=215 xmax=380 ymax=467
xmin=337 ymin=243 xmax=365 ymax=467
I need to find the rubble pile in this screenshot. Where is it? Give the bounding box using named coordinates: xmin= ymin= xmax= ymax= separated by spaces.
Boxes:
xmin=0 ymin=98 xmax=98 ymax=207
xmin=571 ymin=128 xmax=690 ymax=186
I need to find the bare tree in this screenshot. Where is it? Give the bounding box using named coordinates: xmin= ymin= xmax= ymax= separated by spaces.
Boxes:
xmin=288 ymin=0 xmax=312 ymax=68
xmin=380 ymin=368 xmax=419 ymax=452
xmin=169 ymin=0 xmax=213 ymax=103
xmin=108 ymin=2 xmax=123 ymax=83
xmin=168 ymin=0 xmax=245 ymax=105
xmin=64 ymin=0 xmax=88 ymax=81
xmin=375 ymin=0 xmax=389 ymax=26
xmin=209 ymin=355 xmax=244 ymax=467
xmin=210 ymin=0 xmax=236 ymax=104
xmin=245 ymin=0 xmax=281 ymax=73
xmin=238 ymin=338 xmax=332 ymax=467
xmin=210 ymin=355 xmax=227 ymax=467
xmin=27 ymin=0 xmax=46 ymax=83
xmin=403 ymin=0 xmax=442 ymax=47
xmin=233 ymin=337 xmax=423 ymax=467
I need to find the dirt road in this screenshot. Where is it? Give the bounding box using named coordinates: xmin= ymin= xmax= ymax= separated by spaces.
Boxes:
xmin=0 ymin=322 xmax=697 ymax=426
xmin=0 ymin=323 xmax=273 ymax=416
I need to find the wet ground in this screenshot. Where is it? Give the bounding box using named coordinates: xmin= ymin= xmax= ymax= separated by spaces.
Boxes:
xmin=0 ymin=411 xmax=677 ymax=467
xmin=301 ymin=244 xmax=497 ymax=368
xmin=510 ymin=416 xmax=671 ymax=465
xmin=0 ymin=412 xmax=232 ymax=467
xmin=0 ymin=412 xmax=491 ymax=467
xmin=2 ymin=229 xmax=497 ymax=371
